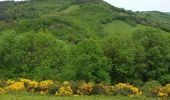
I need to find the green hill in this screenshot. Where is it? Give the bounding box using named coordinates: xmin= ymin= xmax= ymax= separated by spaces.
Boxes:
xmin=0 ymin=0 xmax=170 ymax=40
xmin=0 ymin=0 xmax=170 ymax=86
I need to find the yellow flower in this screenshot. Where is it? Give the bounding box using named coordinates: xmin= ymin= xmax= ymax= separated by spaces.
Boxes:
xmin=63 ymin=81 xmax=69 ymax=85
xmin=154 ymin=84 xmax=170 ymax=97
xmin=0 ymin=88 xmax=6 ymax=94
xmin=112 ymin=83 xmax=142 ymax=96
xmin=39 ymin=80 xmax=53 ymax=90
xmin=5 ymin=82 xmax=25 ymax=91
xmin=55 ymin=81 xmax=73 ymax=96
xmin=20 ymin=78 xmax=38 ymax=88
xmin=6 ymin=79 xmax=15 ymax=85
xmin=76 ymin=82 xmax=93 ymax=95
xmin=158 ymin=91 xmax=167 ymax=97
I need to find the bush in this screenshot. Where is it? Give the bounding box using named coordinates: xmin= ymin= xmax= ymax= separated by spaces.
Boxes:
xmin=39 ymin=80 xmax=54 ymax=91
xmin=153 ymin=84 xmax=170 ymax=98
xmin=0 ymin=81 xmax=5 ymax=88
xmin=91 ymin=83 xmax=112 ymax=95
xmin=19 ymin=78 xmax=38 ymax=92
xmin=0 ymin=88 xmax=6 ymax=94
xmin=55 ymin=81 xmax=73 ymax=96
xmin=48 ymin=82 xmax=61 ymax=94
xmin=142 ymin=80 xmax=162 ymax=97
xmin=75 ymin=81 xmax=93 ymax=95
xmin=112 ymin=83 xmax=142 ymax=96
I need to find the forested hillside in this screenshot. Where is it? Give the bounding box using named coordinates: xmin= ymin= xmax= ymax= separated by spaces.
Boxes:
xmin=0 ymin=0 xmax=170 ymax=87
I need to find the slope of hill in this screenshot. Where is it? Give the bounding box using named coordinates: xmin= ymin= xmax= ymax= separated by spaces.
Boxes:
xmin=0 ymin=0 xmax=170 ymax=86
xmin=136 ymin=11 xmax=170 ymax=32
xmin=0 ymin=0 xmax=169 ymax=40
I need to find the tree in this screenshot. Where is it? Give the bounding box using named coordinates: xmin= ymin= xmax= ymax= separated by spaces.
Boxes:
xmin=0 ymin=30 xmax=69 ymax=80
xmin=62 ymin=38 xmax=111 ymax=83
xmin=132 ymin=29 xmax=170 ymax=84
xmin=103 ymin=35 xmax=135 ymax=84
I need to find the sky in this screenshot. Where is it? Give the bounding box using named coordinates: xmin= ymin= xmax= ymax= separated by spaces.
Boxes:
xmin=104 ymin=0 xmax=170 ymax=12
xmin=0 ymin=0 xmax=169 ymax=12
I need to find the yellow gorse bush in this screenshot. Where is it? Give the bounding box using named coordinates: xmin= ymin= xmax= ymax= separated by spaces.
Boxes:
xmin=19 ymin=78 xmax=38 ymax=92
xmin=6 ymin=79 xmax=15 ymax=85
xmin=0 ymin=88 xmax=6 ymax=94
xmin=5 ymin=82 xmax=25 ymax=91
xmin=113 ymin=83 xmax=142 ymax=96
xmin=20 ymin=78 xmax=38 ymax=88
xmin=76 ymin=82 xmax=93 ymax=95
xmin=39 ymin=80 xmax=54 ymax=90
xmin=55 ymin=81 xmax=73 ymax=96
xmin=154 ymin=84 xmax=170 ymax=97
xmin=2 ymin=78 xmax=170 ymax=98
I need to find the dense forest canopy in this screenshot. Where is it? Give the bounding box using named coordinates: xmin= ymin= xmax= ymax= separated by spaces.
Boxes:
xmin=0 ymin=0 xmax=170 ymax=86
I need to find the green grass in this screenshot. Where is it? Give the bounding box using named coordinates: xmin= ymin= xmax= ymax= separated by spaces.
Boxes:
xmin=102 ymin=20 xmax=147 ymax=36
xmin=0 ymin=94 xmax=158 ymax=100
xmin=60 ymin=5 xmax=80 ymax=14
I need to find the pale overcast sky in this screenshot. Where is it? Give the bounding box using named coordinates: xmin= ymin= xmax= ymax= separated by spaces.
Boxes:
xmin=104 ymin=0 xmax=170 ymax=12
xmin=0 ymin=0 xmax=169 ymax=12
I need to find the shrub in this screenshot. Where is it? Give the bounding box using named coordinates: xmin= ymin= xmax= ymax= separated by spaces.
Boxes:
xmin=0 ymin=88 xmax=6 ymax=94
xmin=19 ymin=78 xmax=38 ymax=92
xmin=142 ymin=80 xmax=162 ymax=97
xmin=91 ymin=83 xmax=112 ymax=95
xmin=48 ymin=82 xmax=61 ymax=94
xmin=76 ymin=81 xmax=93 ymax=95
xmin=39 ymin=80 xmax=54 ymax=91
xmin=0 ymin=80 xmax=5 ymax=88
xmin=55 ymin=81 xmax=73 ymax=96
xmin=153 ymin=84 xmax=170 ymax=98
xmin=5 ymin=82 xmax=25 ymax=92
xmin=112 ymin=83 xmax=142 ymax=96
xmin=6 ymin=79 xmax=16 ymax=85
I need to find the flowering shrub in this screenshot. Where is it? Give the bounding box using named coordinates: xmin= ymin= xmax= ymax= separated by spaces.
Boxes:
xmin=2 ymin=78 xmax=170 ymax=98
xmin=153 ymin=84 xmax=170 ymax=97
xmin=55 ymin=81 xmax=73 ymax=96
xmin=6 ymin=79 xmax=16 ymax=85
xmin=5 ymin=82 xmax=25 ymax=92
xmin=91 ymin=83 xmax=112 ymax=95
xmin=0 ymin=88 xmax=6 ymax=94
xmin=39 ymin=80 xmax=54 ymax=91
xmin=112 ymin=83 xmax=142 ymax=96
xmin=48 ymin=82 xmax=60 ymax=94
xmin=76 ymin=82 xmax=93 ymax=95
xmin=19 ymin=78 xmax=38 ymax=92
